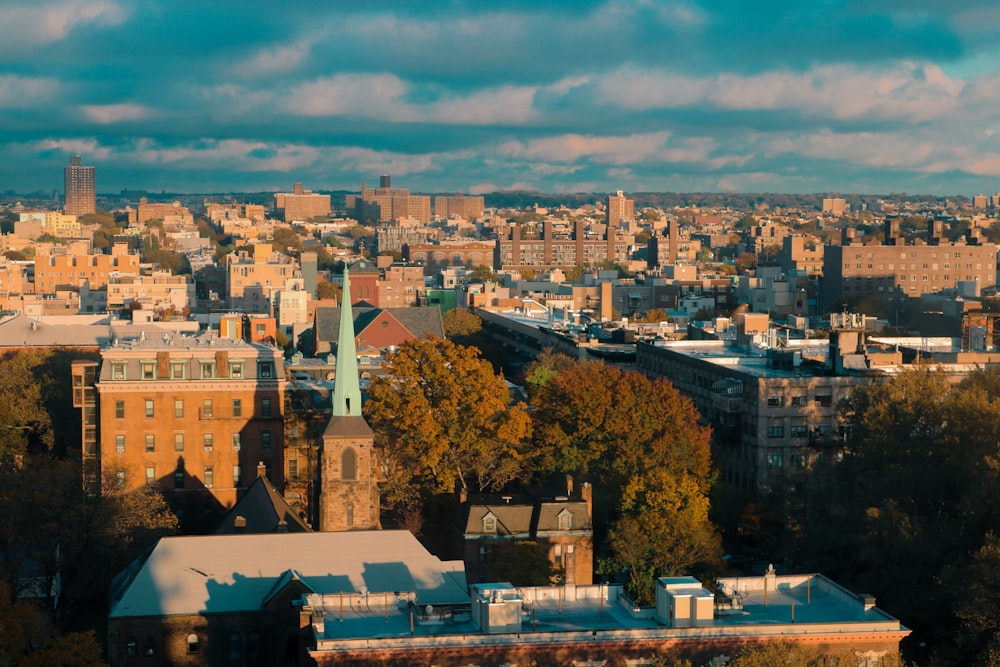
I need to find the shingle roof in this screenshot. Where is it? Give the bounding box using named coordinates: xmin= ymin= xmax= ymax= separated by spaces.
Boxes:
xmin=109 ymin=530 xmax=468 ymax=618
xmin=314 ymin=306 xmax=445 ymax=350
xmin=215 ymin=474 xmax=311 ymax=534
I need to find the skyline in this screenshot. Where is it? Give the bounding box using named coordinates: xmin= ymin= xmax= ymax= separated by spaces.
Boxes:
xmin=3 ymin=1 xmax=1000 ymax=197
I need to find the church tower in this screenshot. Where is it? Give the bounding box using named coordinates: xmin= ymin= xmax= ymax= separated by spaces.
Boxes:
xmin=318 ymin=269 xmax=380 ymax=531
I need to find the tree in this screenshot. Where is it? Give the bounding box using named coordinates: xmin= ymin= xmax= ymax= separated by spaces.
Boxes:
xmin=468 ymin=264 xmax=496 ymax=283
xmin=521 ymin=349 xmax=578 ymax=400
xmin=0 ymin=351 xmax=55 ymax=457
xmin=365 ymin=337 xmax=532 ymax=505
xmin=271 ymin=225 xmax=303 ymax=255
xmin=640 ymin=309 xmax=671 ymax=323
xmin=317 ymin=280 xmax=342 ymax=302
xmin=442 ymin=308 xmax=482 ymax=338
xmin=725 ymin=640 xmax=899 ymax=666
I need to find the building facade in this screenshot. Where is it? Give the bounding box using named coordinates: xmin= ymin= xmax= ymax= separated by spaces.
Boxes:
xmin=63 ymin=155 xmax=95 ymax=216
xmin=274 ymin=183 xmax=331 ymax=223
xmin=84 ymin=333 xmax=287 ymax=529
xmin=495 ymin=220 xmax=631 ymax=272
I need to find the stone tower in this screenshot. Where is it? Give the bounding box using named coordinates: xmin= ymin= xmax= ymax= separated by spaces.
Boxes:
xmin=318 ymin=269 xmax=380 ymax=531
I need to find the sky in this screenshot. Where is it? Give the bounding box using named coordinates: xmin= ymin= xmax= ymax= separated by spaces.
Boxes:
xmin=3 ymin=0 xmax=1000 ymax=197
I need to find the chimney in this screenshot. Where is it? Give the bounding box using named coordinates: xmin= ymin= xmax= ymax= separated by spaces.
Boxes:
xmin=276 ymin=519 xmax=288 ymax=533
xmin=566 ymin=474 xmax=574 ymax=498
xmin=581 ymin=482 xmax=593 ymax=518
xmin=257 ymin=461 xmax=267 ymax=478
xmin=233 ymin=515 xmax=246 ymax=533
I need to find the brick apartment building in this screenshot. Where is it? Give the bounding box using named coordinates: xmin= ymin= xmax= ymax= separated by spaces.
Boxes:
xmin=74 ymin=333 xmax=287 ymax=530
xmin=495 ymin=219 xmax=631 ymax=272
xmin=274 ymin=183 xmax=331 ymax=223
xmin=820 ymin=220 xmax=998 ymax=310
xmin=34 ymin=241 xmax=140 ymax=293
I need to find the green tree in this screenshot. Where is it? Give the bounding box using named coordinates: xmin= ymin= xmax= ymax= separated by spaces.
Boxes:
xmin=521 ymin=349 xmax=578 ymax=400
xmin=365 ymin=337 xmax=532 ymax=504
xmin=0 ymin=352 xmax=55 ymax=457
xmin=442 ymin=308 xmax=482 ymax=338
xmin=271 ymin=225 xmax=303 ymax=255
xmin=468 ymin=265 xmax=496 ymax=283
xmin=317 ymin=279 xmax=342 ymax=302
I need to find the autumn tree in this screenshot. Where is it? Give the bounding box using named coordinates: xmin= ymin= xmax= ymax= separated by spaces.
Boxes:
xmin=365 ymin=337 xmax=532 ymax=508
xmin=725 ymin=640 xmax=901 ymax=666
xmin=442 ymin=308 xmax=483 ymax=338
xmin=0 ymin=351 xmax=56 ymax=457
xmin=531 ymin=361 xmax=720 ymax=602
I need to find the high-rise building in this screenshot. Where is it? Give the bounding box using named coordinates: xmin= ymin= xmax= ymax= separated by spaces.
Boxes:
xmin=63 ymin=155 xmax=95 ymax=216
xmin=606 ymin=190 xmax=635 ymax=228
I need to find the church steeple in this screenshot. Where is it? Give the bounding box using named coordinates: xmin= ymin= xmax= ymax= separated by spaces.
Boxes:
xmin=332 ymin=268 xmax=362 ymax=417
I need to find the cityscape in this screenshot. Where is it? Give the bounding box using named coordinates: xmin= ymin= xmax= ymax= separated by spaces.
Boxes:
xmin=4 ymin=2 xmax=1000 ymax=667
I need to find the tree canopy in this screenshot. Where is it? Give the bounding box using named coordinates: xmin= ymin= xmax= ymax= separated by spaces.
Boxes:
xmin=364 ymin=337 xmax=532 ymax=508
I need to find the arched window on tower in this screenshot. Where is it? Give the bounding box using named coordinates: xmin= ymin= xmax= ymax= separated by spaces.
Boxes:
xmin=342 ymin=448 xmax=357 ymax=480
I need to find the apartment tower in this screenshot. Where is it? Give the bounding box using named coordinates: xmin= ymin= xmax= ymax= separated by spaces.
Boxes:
xmin=64 ymin=155 xmax=96 ymax=216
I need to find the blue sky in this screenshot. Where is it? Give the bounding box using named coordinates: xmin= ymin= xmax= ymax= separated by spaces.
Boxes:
xmin=2 ymin=0 xmax=1000 ymax=196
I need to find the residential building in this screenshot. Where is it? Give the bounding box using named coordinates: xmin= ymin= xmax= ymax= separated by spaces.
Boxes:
xmin=34 ymin=242 xmax=141 ymax=294
xmin=225 ymin=243 xmax=303 ymax=314
xmin=78 ymin=333 xmax=287 ymax=530
xmin=434 ymin=193 xmax=485 ymax=220
xmin=347 ymin=176 xmax=432 ymax=223
xmin=464 ymin=485 xmax=594 ymax=586
xmin=777 ymin=235 xmax=824 ymax=277
xmin=63 ymin=155 xmax=95 ymax=216
xmin=820 ymin=221 xmax=998 ymax=310
xmin=822 ymin=197 xmax=848 ymax=216
xmin=106 ymin=272 xmax=195 ymax=314
xmin=340 ymin=258 xmax=426 ymax=308
xmin=274 ymin=183 xmax=330 ymax=223
xmin=606 ymin=190 xmax=635 ymax=228
xmin=310 ymin=302 xmax=444 ymax=357
xmin=375 ymin=223 xmax=440 ymax=255
xmin=495 ymin=219 xmax=631 ymax=272
xmin=136 ymin=198 xmax=192 ymax=225
xmin=402 ymin=240 xmax=495 ymax=269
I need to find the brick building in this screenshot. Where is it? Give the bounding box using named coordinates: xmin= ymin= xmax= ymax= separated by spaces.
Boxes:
xmin=75 ymin=333 xmax=287 ymax=531
xmin=34 ymin=242 xmax=140 ymax=294
xmin=63 ymin=155 xmax=95 ymax=216
xmin=495 ymin=220 xmax=631 ymax=272
xmin=434 ymin=194 xmax=485 ymax=220
xmin=820 ymin=221 xmax=998 ymax=310
xmin=274 ymin=183 xmax=331 ymax=223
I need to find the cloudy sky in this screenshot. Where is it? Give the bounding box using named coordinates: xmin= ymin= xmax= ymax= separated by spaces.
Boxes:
xmin=2 ymin=0 xmax=1000 ymax=197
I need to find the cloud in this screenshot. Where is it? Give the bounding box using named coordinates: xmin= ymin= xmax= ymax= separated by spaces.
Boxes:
xmin=0 ymin=0 xmax=125 ymax=52
xmin=0 ymin=75 xmax=59 ymax=107
xmin=80 ymin=103 xmax=149 ymax=124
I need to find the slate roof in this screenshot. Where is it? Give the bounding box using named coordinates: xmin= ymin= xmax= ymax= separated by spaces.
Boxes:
xmin=109 ymin=530 xmax=469 ymax=619
xmin=215 ymin=474 xmax=311 ymax=535
xmin=323 ymin=414 xmax=374 ymax=439
xmin=314 ymin=305 xmax=445 ymax=350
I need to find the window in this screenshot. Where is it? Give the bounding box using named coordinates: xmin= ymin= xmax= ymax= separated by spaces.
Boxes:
xmin=483 ymin=514 xmax=497 ymax=533
xmin=200 ymin=362 xmax=215 ymax=379
xmin=258 ymin=361 xmax=273 ymax=379
xmin=558 ymin=511 xmax=572 ymax=530
xmin=341 ymin=448 xmax=356 ymax=479
xmin=174 ymin=433 xmax=184 ymax=451
xmin=288 ymin=457 xmax=298 ymax=482
xmin=115 ymin=400 xmax=125 ymax=419
xmin=170 ymin=361 xmax=185 ymax=379
xmin=232 ymin=399 xmax=242 ymax=417
xmin=233 ymin=465 xmax=242 ymax=486
xmin=202 ymin=399 xmax=213 ymax=419
xmin=767 ymin=424 xmax=784 ymax=438
xmin=814 ymin=394 xmax=833 ymax=407
xmin=112 ymin=362 xmax=126 ymax=380
xmin=479 ymin=545 xmax=488 ymax=563
xmin=115 ymin=434 xmax=125 ymax=454
xmin=204 ymin=466 xmax=213 ymax=488
xmin=125 ymin=637 xmax=137 ymax=657
xmin=142 ymin=361 xmax=155 ymax=380
xmin=346 ymin=501 xmax=354 ymax=527
xmin=791 ymin=424 xmax=809 ymax=438
xmin=766 ymin=395 xmax=783 ymax=407
xmin=261 ymin=398 xmax=272 ymax=418
xmin=203 ymin=433 xmax=213 ymax=450
xmin=145 ymin=467 xmax=156 ymax=486
xmin=145 ymin=434 xmax=155 ymax=452
xmin=174 ymin=399 xmax=184 ymax=418
xmin=229 ymin=362 xmax=243 ymax=378
xmin=767 ymin=452 xmax=784 ymax=469
xmin=261 ymin=431 xmax=272 ymax=451
xmin=187 ymin=633 xmax=199 ymax=655
xmin=232 ymin=433 xmax=241 ymax=450
xmin=174 ymin=469 xmax=184 ymax=489
xmin=790 ymin=395 xmax=807 ymax=407
xmin=144 ymin=399 xmax=154 ymax=418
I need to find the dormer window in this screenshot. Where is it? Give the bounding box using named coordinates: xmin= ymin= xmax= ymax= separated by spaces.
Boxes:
xmin=558 ymin=509 xmax=573 ymax=530
xmin=482 ymin=513 xmax=497 ymax=534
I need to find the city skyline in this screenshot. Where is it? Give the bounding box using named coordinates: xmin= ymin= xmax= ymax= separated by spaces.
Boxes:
xmin=2 ymin=1 xmax=1000 ymax=196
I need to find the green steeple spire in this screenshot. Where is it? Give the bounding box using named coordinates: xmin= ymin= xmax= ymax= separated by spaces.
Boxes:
xmin=332 ymin=268 xmax=362 ymax=416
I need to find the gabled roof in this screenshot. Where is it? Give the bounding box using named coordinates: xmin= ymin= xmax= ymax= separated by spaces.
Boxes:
xmin=536 ymin=501 xmax=592 ymax=532
xmin=323 ymin=414 xmax=374 ymax=439
xmin=464 ymin=504 xmax=535 ymax=536
xmin=109 ymin=530 xmax=468 ymax=619
xmin=314 ymin=306 xmax=445 ymax=350
xmin=215 ymin=474 xmax=311 ymax=535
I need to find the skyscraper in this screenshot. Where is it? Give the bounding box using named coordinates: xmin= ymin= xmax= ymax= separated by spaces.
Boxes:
xmin=63 ymin=155 xmax=96 ymax=216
